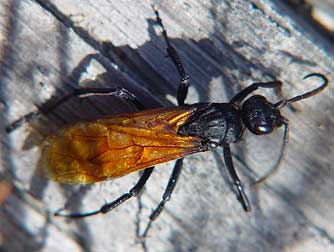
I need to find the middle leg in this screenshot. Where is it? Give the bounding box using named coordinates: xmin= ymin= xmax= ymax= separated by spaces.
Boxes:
xmin=140 ymin=9 xmax=191 ymax=238
xmin=223 ymin=143 xmax=251 ymax=212
xmin=153 ymin=8 xmax=190 ymax=105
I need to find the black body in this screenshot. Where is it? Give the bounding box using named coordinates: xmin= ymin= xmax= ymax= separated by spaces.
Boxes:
xmin=178 ymin=103 xmax=245 ymax=147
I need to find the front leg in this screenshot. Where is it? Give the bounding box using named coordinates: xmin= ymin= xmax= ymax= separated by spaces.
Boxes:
xmin=230 ymin=80 xmax=282 ymax=105
xmin=223 ymin=143 xmax=251 ymax=212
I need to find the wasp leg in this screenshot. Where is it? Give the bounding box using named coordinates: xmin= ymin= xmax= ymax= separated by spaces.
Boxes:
xmin=6 ymin=87 xmax=144 ymax=133
xmin=141 ymin=158 xmax=183 ymax=238
xmin=141 ymin=8 xmax=188 ymax=238
xmin=6 ymin=111 xmax=40 ymax=133
xmin=223 ymin=143 xmax=251 ymax=212
xmin=55 ymin=167 xmax=155 ymax=218
xmin=140 ymin=7 xmax=191 ymax=227
xmin=153 ymin=8 xmax=190 ymax=106
xmin=67 ymin=87 xmax=145 ymax=110
xmin=230 ymin=80 xmax=283 ymax=105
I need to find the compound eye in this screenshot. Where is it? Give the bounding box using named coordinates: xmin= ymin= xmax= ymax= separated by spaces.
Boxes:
xmin=253 ymin=123 xmax=273 ymax=134
xmin=249 ymin=111 xmax=273 ymax=135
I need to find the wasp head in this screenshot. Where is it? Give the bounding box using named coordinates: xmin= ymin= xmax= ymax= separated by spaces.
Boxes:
xmin=241 ymin=95 xmax=284 ymax=135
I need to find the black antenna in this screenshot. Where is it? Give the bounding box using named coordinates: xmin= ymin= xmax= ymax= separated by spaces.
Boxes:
xmin=275 ymin=73 xmax=328 ymax=109
xmin=254 ymin=73 xmax=328 ymax=185
xmin=254 ymin=118 xmax=289 ymax=185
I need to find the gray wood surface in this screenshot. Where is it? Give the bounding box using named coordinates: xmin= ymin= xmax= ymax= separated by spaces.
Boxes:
xmin=0 ymin=1 xmax=333 ymax=252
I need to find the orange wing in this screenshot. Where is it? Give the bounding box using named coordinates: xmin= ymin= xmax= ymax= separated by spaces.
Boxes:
xmin=40 ymin=106 xmax=205 ymax=184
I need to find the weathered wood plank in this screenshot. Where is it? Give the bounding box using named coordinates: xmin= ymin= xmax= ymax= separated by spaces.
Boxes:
xmin=0 ymin=0 xmax=333 ymax=252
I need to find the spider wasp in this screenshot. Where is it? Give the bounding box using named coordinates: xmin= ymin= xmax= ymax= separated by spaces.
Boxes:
xmin=7 ymin=8 xmax=328 ymax=238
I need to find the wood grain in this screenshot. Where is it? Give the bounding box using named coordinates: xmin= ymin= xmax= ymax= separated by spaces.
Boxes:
xmin=0 ymin=1 xmax=333 ymax=252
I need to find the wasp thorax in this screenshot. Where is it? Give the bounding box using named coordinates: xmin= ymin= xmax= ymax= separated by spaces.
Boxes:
xmin=178 ymin=103 xmax=245 ymax=146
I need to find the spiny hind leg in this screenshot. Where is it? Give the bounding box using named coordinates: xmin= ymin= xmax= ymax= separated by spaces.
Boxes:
xmin=6 ymin=87 xmax=144 ymax=133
